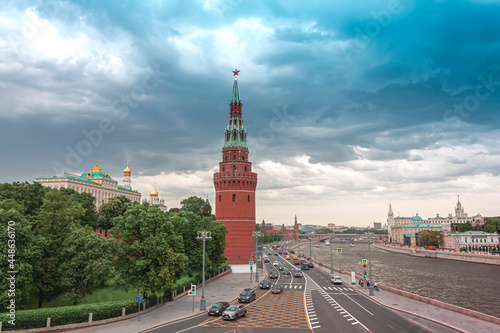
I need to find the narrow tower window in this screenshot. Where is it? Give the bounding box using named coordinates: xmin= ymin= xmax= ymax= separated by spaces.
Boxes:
xmin=232 ymin=194 xmax=236 ymax=202
xmin=233 ymin=155 xmax=236 ymax=161
xmin=233 ymin=165 xmax=236 ymax=175
xmin=245 ymin=166 xmax=247 ymax=172
xmin=248 ymin=195 xmax=250 ymax=202
xmin=219 ymin=195 xmax=221 ymax=203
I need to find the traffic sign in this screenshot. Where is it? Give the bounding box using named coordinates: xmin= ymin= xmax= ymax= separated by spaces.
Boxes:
xmin=188 ymin=284 xmax=196 ymax=296
xmin=136 ymin=296 xmax=144 ymax=302
xmin=249 ymin=261 xmax=254 ymax=266
xmin=336 ymin=248 xmax=342 ymax=254
xmin=362 ymin=264 xmax=367 ymax=269
xmin=362 ymin=259 xmax=367 ymax=265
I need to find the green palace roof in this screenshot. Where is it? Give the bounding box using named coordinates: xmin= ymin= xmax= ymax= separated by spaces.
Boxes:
xmin=37 ymin=174 xmax=99 ymax=185
xmin=412 ymin=215 xmax=423 ymax=222
xmin=80 ymin=171 xmax=113 ymax=180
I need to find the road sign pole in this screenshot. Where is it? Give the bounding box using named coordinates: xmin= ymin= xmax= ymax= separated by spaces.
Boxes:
xmin=137 ymin=295 xmax=141 ymax=321
xmin=330 ymin=236 xmax=333 ymax=275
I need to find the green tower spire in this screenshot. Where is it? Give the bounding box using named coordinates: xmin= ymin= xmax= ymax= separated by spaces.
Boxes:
xmin=231 ymin=68 xmax=241 ymax=102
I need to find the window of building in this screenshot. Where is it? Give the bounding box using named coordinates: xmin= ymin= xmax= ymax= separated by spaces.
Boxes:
xmin=232 ymin=194 xmax=236 ymax=202
xmin=222 ymin=166 xmax=225 ymax=172
xmin=233 ymin=165 xmax=236 ymax=175
xmin=225 ymin=156 xmax=228 ymax=161
xmin=248 ymin=195 xmax=250 ymax=202
xmin=233 ymin=155 xmax=236 ymax=161
xmin=219 ymin=195 xmax=221 ymax=203
xmin=244 ymin=166 xmax=247 ymax=172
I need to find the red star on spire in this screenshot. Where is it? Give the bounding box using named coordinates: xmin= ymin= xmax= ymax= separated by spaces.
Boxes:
xmin=232 ymin=68 xmax=240 ymax=77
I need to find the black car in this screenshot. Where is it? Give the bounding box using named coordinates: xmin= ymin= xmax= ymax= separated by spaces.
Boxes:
xmin=272 ymin=285 xmax=284 ymax=294
xmin=301 ymin=263 xmax=310 ymax=270
xmin=294 ymin=269 xmax=303 ymax=277
xmin=269 ymin=270 xmax=278 ymax=279
xmin=264 ymin=257 xmax=270 ymax=263
xmin=293 ymin=259 xmax=300 ymax=265
xmin=279 ymin=265 xmax=285 ymax=271
xmin=208 ymin=301 xmax=230 ymax=316
xmin=283 ymin=268 xmax=290 ymax=275
xmin=260 ymin=280 xmax=271 ymax=289
xmin=238 ymin=288 xmax=256 ymax=303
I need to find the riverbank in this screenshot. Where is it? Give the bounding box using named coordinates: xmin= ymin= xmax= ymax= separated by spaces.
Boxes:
xmin=373 ymin=243 xmax=500 ymax=265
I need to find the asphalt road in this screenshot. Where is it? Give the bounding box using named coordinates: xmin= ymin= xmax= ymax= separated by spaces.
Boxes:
xmin=144 ymin=247 xmax=454 ymax=333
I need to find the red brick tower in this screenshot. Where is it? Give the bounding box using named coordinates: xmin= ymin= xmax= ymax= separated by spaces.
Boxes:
xmin=294 ymin=214 xmax=299 ymax=240
xmin=214 ymin=69 xmax=258 ymax=265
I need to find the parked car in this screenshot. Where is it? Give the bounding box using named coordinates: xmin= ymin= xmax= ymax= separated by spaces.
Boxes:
xmin=272 ymin=285 xmax=284 ymax=294
xmin=208 ymin=301 xmax=230 ymax=316
xmin=269 ymin=270 xmax=278 ymax=279
xmin=294 ymin=270 xmax=303 ymax=277
xmin=238 ymin=288 xmax=256 ymax=303
xmin=222 ymin=304 xmax=247 ymax=320
xmin=260 ymin=280 xmax=271 ymax=289
xmin=331 ymin=276 xmax=342 ymax=285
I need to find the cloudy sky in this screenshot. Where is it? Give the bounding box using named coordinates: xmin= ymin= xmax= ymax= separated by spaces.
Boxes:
xmin=1 ymin=0 xmax=500 ymax=226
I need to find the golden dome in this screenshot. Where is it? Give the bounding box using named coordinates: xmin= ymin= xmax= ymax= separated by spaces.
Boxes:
xmin=91 ymin=162 xmax=103 ymax=173
xmin=150 ymin=186 xmax=159 ymax=197
xmin=124 ymin=160 xmax=131 ymax=175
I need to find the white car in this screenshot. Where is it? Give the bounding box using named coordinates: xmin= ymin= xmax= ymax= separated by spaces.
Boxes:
xmin=331 ymin=276 xmax=342 ymax=284
xmin=273 ymin=261 xmax=279 ymax=267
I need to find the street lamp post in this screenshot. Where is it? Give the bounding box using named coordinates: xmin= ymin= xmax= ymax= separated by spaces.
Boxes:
xmin=330 ymin=235 xmax=333 ymax=275
xmin=196 ymin=230 xmax=212 ymax=310
xmin=368 ymin=240 xmax=374 ymax=296
xmin=309 ymin=236 xmax=312 ymax=259
xmin=252 ymin=231 xmax=262 ymax=282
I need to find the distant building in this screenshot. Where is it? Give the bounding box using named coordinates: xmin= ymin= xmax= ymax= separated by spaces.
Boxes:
xmin=452 ymin=231 xmax=499 ymax=252
xmin=391 ymin=214 xmax=442 ymax=245
xmin=142 ymin=186 xmax=167 ymax=212
xmin=35 ymin=160 xmax=141 ymax=209
xmin=373 ymin=222 xmax=382 ymax=229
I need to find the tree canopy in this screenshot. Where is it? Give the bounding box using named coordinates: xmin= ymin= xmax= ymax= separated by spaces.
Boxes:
xmin=97 ymin=195 xmax=132 ymax=231
xmin=484 ymin=217 xmax=500 ymax=234
xmin=180 ymin=196 xmax=212 ymax=217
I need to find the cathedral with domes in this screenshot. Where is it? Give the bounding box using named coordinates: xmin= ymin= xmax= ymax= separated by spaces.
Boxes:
xmin=142 ymin=186 xmax=168 ymax=212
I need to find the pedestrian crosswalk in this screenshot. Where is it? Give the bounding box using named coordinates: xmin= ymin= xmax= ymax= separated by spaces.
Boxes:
xmin=281 ymin=285 xmax=303 ymax=289
xmin=322 ymin=286 xmax=351 ymax=291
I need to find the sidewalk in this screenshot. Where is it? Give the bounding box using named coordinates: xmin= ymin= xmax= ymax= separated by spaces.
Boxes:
xmin=71 ymin=271 xmax=260 ymax=333
xmin=315 ymin=265 xmax=500 ymax=333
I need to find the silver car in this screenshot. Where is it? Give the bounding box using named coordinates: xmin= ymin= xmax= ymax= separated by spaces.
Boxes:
xmin=222 ymin=304 xmax=247 ymax=320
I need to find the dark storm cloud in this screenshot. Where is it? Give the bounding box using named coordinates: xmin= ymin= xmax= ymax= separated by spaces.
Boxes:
xmin=1 ymin=0 xmax=500 ymax=205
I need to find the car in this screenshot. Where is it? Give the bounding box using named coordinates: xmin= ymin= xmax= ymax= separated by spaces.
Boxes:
xmin=238 ymin=288 xmax=256 ymax=303
xmin=279 ymin=265 xmax=285 ymax=271
xmin=267 ymin=252 xmax=272 ymax=255
xmin=284 ymin=251 xmax=288 ymax=255
xmin=264 ymin=257 xmax=270 ymax=263
xmin=293 ymin=259 xmax=300 ymax=265
xmin=294 ymin=269 xmax=303 ymax=277
xmin=301 ymin=263 xmax=309 ymax=270
xmin=293 ymin=256 xmax=298 ymax=260
xmin=272 ymin=285 xmax=284 ymax=294
xmin=274 ymin=253 xmax=278 ymax=256
xmin=290 ymin=250 xmax=295 ymax=254
xmin=269 ymin=270 xmax=278 ymax=279
xmin=331 ymin=276 xmax=342 ymax=284
xmin=308 ymin=261 xmax=314 ymax=268
xmin=285 ymin=255 xmax=291 ymax=260
xmin=273 ymin=261 xmax=279 ymax=267
xmin=278 ymin=251 xmax=282 ymax=254
xmin=208 ymin=301 xmax=230 ymax=316
xmin=222 ymin=304 xmax=247 ymax=320
xmin=283 ymin=268 xmax=290 ymax=275
xmin=260 ymin=280 xmax=271 ymax=289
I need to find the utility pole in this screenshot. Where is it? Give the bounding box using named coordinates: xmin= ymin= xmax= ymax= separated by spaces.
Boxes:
xmin=309 ymin=236 xmax=312 ymax=259
xmin=252 ymin=231 xmax=261 ymax=282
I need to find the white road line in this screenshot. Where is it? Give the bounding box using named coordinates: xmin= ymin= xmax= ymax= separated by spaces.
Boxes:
xmin=347 ymin=318 xmax=355 ymax=321
xmin=338 ymin=289 xmax=374 ymax=316
xmin=311 ymin=321 xmax=319 ymax=324
xmin=312 ymin=325 xmax=321 ymax=329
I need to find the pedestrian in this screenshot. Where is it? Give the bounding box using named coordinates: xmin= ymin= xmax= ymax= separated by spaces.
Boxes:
xmin=367 ymin=281 xmax=371 ymax=287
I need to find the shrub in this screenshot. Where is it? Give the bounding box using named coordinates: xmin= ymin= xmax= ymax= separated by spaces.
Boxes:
xmin=0 ymin=300 xmax=136 ymax=331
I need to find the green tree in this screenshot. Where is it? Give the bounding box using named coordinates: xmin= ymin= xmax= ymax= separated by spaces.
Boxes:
xmin=0 ymin=182 xmax=48 ymax=217
xmin=0 ymin=199 xmax=41 ymax=309
xmin=32 ymin=189 xmax=85 ymax=308
xmin=97 ymin=196 xmax=131 ymax=231
xmin=426 ymin=231 xmax=444 ymax=247
xmin=58 ymin=226 xmax=115 ymax=305
xmin=484 ymin=217 xmax=500 ymax=234
xmin=111 ymin=204 xmax=187 ymax=302
xmin=180 ymin=196 xmax=211 ymax=217
xmin=169 ymin=211 xmax=227 ymax=276
xmin=60 ymin=188 xmax=98 ymax=229
xmin=459 ymin=221 xmax=474 ymax=232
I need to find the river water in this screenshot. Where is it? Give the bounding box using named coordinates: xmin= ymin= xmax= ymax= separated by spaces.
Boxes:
xmin=294 ymin=239 xmax=500 ymax=318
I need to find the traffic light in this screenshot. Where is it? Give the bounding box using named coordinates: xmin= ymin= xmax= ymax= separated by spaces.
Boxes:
xmin=364 ymin=271 xmax=367 ymax=278
xmin=191 ymin=284 xmax=196 ymax=294
xmin=250 ymin=266 xmax=253 ymax=272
